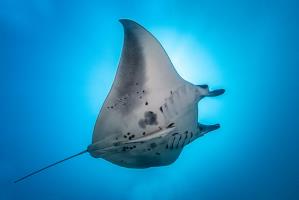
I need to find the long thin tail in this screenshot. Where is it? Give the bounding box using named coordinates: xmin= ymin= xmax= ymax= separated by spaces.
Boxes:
xmin=14 ymin=150 xmax=88 ymax=183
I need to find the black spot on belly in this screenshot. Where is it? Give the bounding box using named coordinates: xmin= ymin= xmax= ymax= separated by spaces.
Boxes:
xmin=167 ymin=123 xmax=175 ymax=128
xmin=145 ymin=101 xmax=148 ymax=105
xmin=138 ymin=111 xmax=158 ymax=128
xmin=144 ymin=111 xmax=157 ymax=125
xmin=159 ymin=106 xmax=163 ymax=113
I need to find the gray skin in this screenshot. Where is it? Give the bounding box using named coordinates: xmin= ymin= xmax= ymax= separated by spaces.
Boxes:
xmin=87 ymin=19 xmax=225 ymax=168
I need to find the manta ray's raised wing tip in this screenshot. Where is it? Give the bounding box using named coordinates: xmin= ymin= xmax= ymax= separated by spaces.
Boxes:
xmin=118 ymin=18 xmax=131 ymax=23
xmin=119 ymin=19 xmax=139 ymax=26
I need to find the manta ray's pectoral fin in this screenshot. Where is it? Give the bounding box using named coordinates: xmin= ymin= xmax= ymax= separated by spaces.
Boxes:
xmin=198 ymin=123 xmax=220 ymax=136
xmin=124 ymin=127 xmax=176 ymax=144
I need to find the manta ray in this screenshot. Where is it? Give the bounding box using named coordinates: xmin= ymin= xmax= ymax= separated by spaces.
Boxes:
xmin=15 ymin=19 xmax=225 ymax=183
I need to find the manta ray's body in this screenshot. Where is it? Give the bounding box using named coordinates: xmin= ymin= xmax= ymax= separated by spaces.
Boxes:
xmin=15 ymin=19 xmax=224 ymax=183
xmin=88 ymin=19 xmax=224 ymax=168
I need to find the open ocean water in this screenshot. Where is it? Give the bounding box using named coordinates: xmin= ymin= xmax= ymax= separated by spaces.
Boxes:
xmin=1 ymin=0 xmax=298 ymax=199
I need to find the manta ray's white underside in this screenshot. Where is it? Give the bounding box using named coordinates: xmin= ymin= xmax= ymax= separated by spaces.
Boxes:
xmin=88 ymin=19 xmax=225 ymax=168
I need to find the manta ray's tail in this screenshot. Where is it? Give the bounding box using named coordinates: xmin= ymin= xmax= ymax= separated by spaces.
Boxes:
xmin=14 ymin=150 xmax=88 ymax=183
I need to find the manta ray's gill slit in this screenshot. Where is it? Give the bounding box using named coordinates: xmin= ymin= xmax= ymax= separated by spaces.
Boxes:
xmin=170 ymin=137 xmax=176 ymax=149
xmin=187 ymin=132 xmax=194 ymax=144
xmin=183 ymin=132 xmax=188 ymax=146
xmin=172 ymin=132 xmax=178 ymax=136
xmin=176 ymin=135 xmax=182 ymax=149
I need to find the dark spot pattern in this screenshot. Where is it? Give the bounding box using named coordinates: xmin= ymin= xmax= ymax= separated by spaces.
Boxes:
xmin=167 ymin=123 xmax=175 ymax=128
xmin=122 ymin=145 xmax=137 ymax=152
xmin=128 ymin=134 xmax=135 ymax=140
xmin=159 ymin=106 xmax=163 ymax=113
xmin=138 ymin=111 xmax=158 ymax=128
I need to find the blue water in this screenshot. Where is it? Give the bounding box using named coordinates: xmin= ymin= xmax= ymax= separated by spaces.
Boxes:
xmin=1 ymin=0 xmax=298 ymax=199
